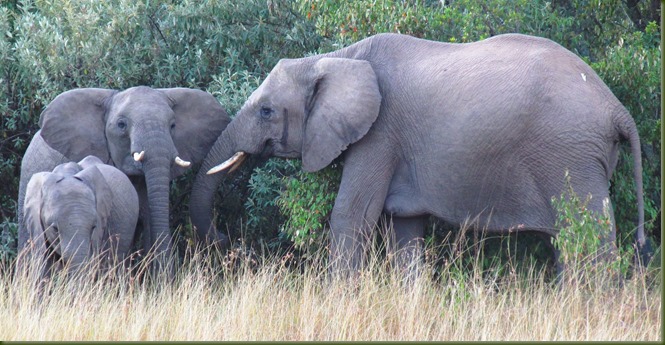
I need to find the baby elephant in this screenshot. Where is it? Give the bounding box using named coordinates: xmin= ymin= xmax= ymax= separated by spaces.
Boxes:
xmin=20 ymin=155 xmax=139 ymax=277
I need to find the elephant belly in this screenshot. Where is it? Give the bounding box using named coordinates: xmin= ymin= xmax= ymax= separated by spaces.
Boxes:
xmin=383 ymin=164 xmax=428 ymax=217
xmin=383 ymin=187 xmax=427 ymax=217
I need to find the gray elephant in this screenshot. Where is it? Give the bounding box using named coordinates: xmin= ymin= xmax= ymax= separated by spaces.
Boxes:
xmin=20 ymin=156 xmax=138 ymax=277
xmin=191 ymin=33 xmax=646 ymax=274
xmin=17 ymin=86 xmax=231 ymax=272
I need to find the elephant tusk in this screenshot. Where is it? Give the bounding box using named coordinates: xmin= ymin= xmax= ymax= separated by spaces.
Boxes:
xmin=207 ymin=152 xmax=246 ymax=175
xmin=175 ymin=156 xmax=191 ymax=168
xmin=133 ymin=151 xmax=145 ymax=162
xmin=227 ymin=153 xmax=246 ymax=173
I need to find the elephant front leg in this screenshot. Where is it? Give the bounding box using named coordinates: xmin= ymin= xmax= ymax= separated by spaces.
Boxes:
xmin=329 ymin=154 xmax=396 ymax=277
xmin=385 ymin=215 xmax=425 ymax=281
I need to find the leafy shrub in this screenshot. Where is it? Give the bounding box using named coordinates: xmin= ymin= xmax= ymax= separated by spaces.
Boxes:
xmin=591 ymin=21 xmax=661 ymax=245
xmin=278 ymin=162 xmax=341 ymax=254
xmin=552 ymin=171 xmax=634 ymax=283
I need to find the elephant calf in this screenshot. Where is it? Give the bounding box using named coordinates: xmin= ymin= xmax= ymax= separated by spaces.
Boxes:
xmin=18 ymin=156 xmax=139 ymax=278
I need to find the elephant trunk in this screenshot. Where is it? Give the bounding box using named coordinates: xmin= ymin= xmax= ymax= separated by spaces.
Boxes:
xmin=142 ymin=146 xmax=175 ymax=271
xmin=130 ymin=121 xmax=179 ymax=274
xmin=60 ymin=231 xmax=92 ymax=276
xmin=190 ymin=121 xmax=242 ymax=248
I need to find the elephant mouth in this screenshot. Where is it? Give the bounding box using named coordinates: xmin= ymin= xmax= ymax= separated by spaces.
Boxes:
xmin=263 ymin=139 xmax=299 ymax=158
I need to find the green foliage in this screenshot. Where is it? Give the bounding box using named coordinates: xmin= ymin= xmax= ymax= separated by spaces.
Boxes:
xmin=0 ymin=219 xmax=17 ymax=263
xmin=591 ymin=21 xmax=661 ymax=242
xmin=243 ymin=159 xmax=299 ymax=247
xmin=278 ymin=162 xmax=341 ymax=253
xmin=552 ymin=171 xmax=633 ymax=281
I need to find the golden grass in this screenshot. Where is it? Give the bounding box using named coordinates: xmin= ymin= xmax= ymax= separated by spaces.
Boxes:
xmin=1 ymin=248 xmax=661 ymax=341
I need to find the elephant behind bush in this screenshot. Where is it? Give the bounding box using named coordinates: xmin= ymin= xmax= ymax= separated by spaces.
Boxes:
xmin=193 ymin=33 xmax=648 ymax=275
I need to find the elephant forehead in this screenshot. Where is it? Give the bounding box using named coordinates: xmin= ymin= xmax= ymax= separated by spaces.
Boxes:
xmin=112 ymin=88 xmax=173 ymax=116
xmin=249 ymin=75 xmax=302 ymax=106
xmin=46 ymin=178 xmax=96 ymax=203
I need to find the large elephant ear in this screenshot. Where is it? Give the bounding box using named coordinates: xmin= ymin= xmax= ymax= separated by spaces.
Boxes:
xmin=159 ymin=88 xmax=231 ymax=168
xmin=302 ymin=58 xmax=382 ymax=172
xmin=75 ymin=165 xmax=113 ymax=236
xmin=39 ymin=88 xmax=117 ymax=162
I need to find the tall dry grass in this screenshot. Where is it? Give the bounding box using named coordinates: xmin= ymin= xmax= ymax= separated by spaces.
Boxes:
xmin=0 ymin=245 xmax=661 ymax=341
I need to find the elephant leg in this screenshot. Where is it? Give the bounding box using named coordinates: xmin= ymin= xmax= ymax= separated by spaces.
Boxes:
xmin=534 ymin=232 xmax=564 ymax=280
xmin=329 ymin=150 xmax=396 ymax=276
xmin=386 ymin=215 xmax=425 ymax=281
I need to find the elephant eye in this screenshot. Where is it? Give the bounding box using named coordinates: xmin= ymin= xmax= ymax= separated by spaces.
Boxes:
xmin=260 ymin=106 xmax=273 ymax=119
xmin=117 ymin=119 xmax=127 ymax=131
xmin=170 ymin=122 xmax=176 ymax=130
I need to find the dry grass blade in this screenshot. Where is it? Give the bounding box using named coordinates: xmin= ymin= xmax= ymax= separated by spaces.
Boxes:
xmin=0 ymin=245 xmax=661 ymax=341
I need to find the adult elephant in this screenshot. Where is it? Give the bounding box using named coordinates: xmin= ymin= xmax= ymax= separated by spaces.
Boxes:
xmin=191 ymin=33 xmax=646 ymax=274
xmin=18 ymin=86 xmax=231 ymax=272
xmin=21 ymin=156 xmax=138 ymax=278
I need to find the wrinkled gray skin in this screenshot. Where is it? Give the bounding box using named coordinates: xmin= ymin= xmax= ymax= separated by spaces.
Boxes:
xmin=192 ymin=33 xmax=645 ymax=275
xmin=18 ymin=86 xmax=231 ymax=273
xmin=20 ymin=156 xmax=138 ymax=277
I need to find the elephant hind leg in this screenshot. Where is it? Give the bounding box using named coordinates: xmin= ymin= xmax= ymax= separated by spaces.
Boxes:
xmin=385 ymin=215 xmax=426 ymax=281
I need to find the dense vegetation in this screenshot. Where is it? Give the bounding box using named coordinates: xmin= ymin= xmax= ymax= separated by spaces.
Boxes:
xmin=0 ymin=0 xmax=660 ymax=272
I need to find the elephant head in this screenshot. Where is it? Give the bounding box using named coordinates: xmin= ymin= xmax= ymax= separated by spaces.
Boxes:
xmin=23 ymin=163 xmax=112 ymax=275
xmin=190 ymin=57 xmax=382 ymax=236
xmin=31 ymin=86 xmax=230 ymax=261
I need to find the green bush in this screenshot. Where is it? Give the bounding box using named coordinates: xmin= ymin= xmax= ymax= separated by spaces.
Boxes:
xmin=278 ymin=162 xmax=341 ymax=254
xmin=591 ymin=21 xmax=661 ymax=245
xmin=552 ymin=171 xmax=634 ymax=283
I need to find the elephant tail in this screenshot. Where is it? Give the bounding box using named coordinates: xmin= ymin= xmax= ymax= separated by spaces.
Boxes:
xmin=614 ymin=109 xmax=650 ymax=265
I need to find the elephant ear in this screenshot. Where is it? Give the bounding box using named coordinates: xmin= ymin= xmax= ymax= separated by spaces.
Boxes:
xmin=302 ymin=58 xmax=382 ymax=172
xmin=23 ymin=172 xmax=54 ymax=260
xmin=75 ymin=165 xmax=113 ymax=237
xmin=159 ymin=88 xmax=231 ymax=168
xmin=39 ymin=88 xmax=117 ymax=162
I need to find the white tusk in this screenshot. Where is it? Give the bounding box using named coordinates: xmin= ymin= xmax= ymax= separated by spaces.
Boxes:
xmin=207 ymin=152 xmax=246 ymax=175
xmin=227 ymin=153 xmax=246 ymax=174
xmin=133 ymin=151 xmax=145 ymax=162
xmin=175 ymin=156 xmax=191 ymax=168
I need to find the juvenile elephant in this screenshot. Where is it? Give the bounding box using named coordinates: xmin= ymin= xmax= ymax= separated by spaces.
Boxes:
xmin=20 ymin=156 xmax=138 ymax=277
xmin=192 ymin=33 xmax=646 ymax=274
xmin=18 ymin=86 xmax=231 ymax=272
